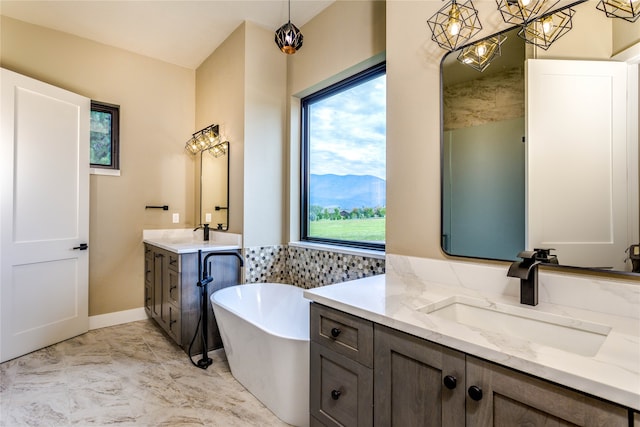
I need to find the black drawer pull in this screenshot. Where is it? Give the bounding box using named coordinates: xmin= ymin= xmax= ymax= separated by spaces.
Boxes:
xmin=443 ymin=375 xmax=457 ymax=390
xmin=170 ymin=319 xmax=177 ymax=326
xmin=468 ymin=385 xmax=483 ymax=401
xmin=330 ymin=327 xmax=341 ymax=338
xmin=169 ymin=258 xmax=177 ymax=265
xmin=331 ymin=389 xmax=341 ymax=400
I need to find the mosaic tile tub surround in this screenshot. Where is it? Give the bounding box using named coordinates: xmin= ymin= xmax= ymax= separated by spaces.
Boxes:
xmin=244 ymin=245 xmax=385 ymax=289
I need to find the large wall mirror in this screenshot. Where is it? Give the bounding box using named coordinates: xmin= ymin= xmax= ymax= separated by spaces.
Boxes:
xmin=441 ymin=7 xmax=639 ymax=275
xmin=199 ymin=142 xmax=229 ymax=231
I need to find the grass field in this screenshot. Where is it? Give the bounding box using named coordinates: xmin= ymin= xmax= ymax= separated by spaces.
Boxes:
xmin=309 ymin=218 xmax=385 ymax=242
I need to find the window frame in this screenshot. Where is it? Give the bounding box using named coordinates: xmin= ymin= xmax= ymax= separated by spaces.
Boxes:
xmin=300 ymin=62 xmax=386 ymax=251
xmin=90 ymin=100 xmax=120 ymax=172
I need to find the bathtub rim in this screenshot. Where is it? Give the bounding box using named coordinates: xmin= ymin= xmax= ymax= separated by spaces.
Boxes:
xmin=210 ymin=282 xmax=311 ymax=343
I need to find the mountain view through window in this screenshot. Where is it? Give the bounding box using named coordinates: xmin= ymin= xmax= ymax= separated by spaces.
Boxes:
xmin=302 ymin=64 xmax=386 ymax=249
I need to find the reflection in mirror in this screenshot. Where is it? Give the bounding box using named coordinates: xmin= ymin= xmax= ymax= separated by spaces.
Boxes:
xmin=441 ymin=21 xmax=639 ymax=274
xmin=200 ymin=142 xmax=229 ymax=231
xmin=442 ymin=27 xmax=525 ymax=262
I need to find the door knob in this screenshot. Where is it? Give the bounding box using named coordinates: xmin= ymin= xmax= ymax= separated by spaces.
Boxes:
xmin=72 ymin=243 xmax=88 ymax=250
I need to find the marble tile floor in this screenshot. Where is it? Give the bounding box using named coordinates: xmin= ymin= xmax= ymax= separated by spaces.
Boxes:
xmin=0 ymin=320 xmax=290 ymax=426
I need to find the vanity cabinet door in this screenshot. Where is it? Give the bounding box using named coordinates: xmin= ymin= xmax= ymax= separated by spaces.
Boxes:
xmin=634 ymin=411 xmax=639 ymax=427
xmin=310 ymin=342 xmax=373 ymax=427
xmin=152 ymin=249 xmax=166 ymax=326
xmin=373 ymin=325 xmax=465 ymax=427
xmin=466 ymin=356 xmax=628 ymax=427
xmin=144 ymin=245 xmax=153 ymax=316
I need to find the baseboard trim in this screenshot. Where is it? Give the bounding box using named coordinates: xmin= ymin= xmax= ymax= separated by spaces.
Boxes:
xmin=89 ymin=307 xmax=149 ymax=330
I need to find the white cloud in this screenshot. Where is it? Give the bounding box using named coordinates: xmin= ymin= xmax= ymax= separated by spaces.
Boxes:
xmin=309 ymin=75 xmax=386 ymax=179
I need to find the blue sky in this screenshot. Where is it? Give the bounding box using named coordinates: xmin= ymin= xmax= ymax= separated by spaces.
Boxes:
xmin=309 ymin=75 xmax=386 ymax=180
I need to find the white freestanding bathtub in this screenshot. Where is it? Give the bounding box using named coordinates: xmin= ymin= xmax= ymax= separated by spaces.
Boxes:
xmin=211 ymin=283 xmax=310 ymax=427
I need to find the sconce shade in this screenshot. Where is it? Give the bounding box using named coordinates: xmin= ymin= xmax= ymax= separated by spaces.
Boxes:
xmin=457 ymin=34 xmax=506 ymax=72
xmin=518 ymin=7 xmax=574 ymax=50
xmin=185 ymin=124 xmax=220 ymax=155
xmin=275 ymin=21 xmax=303 ymax=54
xmin=427 ymin=0 xmax=482 ymax=51
xmin=596 ymin=0 xmax=640 ymax=22
xmin=496 ymin=0 xmax=559 ymax=24
xmin=208 ymin=141 xmax=229 ymax=158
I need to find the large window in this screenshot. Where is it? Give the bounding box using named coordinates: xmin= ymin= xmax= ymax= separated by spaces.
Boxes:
xmin=301 ymin=62 xmax=386 ymax=250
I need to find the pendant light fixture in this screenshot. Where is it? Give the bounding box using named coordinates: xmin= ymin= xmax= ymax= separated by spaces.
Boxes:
xmin=518 ymin=7 xmax=575 ymax=50
xmin=275 ymin=0 xmax=303 ymax=54
xmin=496 ymin=0 xmax=559 ymax=25
xmin=457 ymin=34 xmax=507 ymax=72
xmin=427 ymin=0 xmax=482 ymax=51
xmin=596 ymin=0 xmax=640 ymax=22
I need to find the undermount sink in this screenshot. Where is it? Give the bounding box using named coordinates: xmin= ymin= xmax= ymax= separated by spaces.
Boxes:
xmin=419 ymin=296 xmax=611 ymax=357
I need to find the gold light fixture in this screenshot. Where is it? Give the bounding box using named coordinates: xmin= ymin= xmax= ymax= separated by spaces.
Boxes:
xmin=185 ymin=124 xmax=220 ymax=155
xmin=596 ymin=0 xmax=640 ymax=22
xmin=208 ymin=141 xmax=229 ymax=158
xmin=518 ymin=7 xmax=575 ymax=50
xmin=275 ymin=0 xmax=303 ymax=54
xmin=496 ymin=0 xmax=559 ymax=25
xmin=427 ymin=0 xmax=483 ymax=51
xmin=457 ymin=34 xmax=507 ymax=72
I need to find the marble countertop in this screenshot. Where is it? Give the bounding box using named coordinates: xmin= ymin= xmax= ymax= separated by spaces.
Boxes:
xmin=303 ymin=255 xmax=640 ymax=411
xmin=142 ymin=229 xmax=241 ymax=254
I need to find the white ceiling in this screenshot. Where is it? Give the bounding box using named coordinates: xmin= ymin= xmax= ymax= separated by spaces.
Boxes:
xmin=0 ymin=0 xmax=335 ymax=69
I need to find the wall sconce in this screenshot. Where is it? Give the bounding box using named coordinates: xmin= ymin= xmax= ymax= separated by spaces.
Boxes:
xmin=185 ymin=124 xmax=220 ymax=155
xmin=518 ymin=7 xmax=575 ymax=50
xmin=596 ymin=0 xmax=640 ymax=22
xmin=457 ymin=34 xmax=507 ymax=72
xmin=208 ymin=141 xmax=229 ymax=158
xmin=496 ymin=0 xmax=559 ymax=24
xmin=275 ymin=0 xmax=303 ymax=54
xmin=427 ymin=0 xmax=483 ymax=51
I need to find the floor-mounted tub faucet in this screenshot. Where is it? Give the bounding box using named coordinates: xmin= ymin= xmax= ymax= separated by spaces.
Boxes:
xmin=507 ymin=249 xmax=558 ymax=306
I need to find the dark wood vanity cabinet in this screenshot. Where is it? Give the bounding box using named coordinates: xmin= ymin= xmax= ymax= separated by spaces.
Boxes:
xmin=144 ymin=243 xmax=240 ymax=354
xmin=466 ymin=356 xmax=628 ymax=427
xmin=310 ymin=303 xmax=633 ymax=427
xmin=374 ymin=324 xmax=466 ymax=426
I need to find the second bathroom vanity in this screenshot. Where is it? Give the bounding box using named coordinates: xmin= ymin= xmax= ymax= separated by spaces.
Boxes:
xmin=305 ymin=255 xmax=640 ymax=427
xmin=143 ymin=229 xmax=242 ymax=354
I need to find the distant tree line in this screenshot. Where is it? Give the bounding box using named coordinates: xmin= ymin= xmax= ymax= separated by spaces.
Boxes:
xmin=309 ymin=205 xmax=386 ymax=221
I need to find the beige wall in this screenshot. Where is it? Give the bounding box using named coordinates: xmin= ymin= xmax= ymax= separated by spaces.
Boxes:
xmin=1 ymin=16 xmax=195 ymax=316
xmin=613 ymin=20 xmax=640 ymax=54
xmin=196 ymin=23 xmax=246 ymax=235
xmin=196 ymin=22 xmax=287 ymax=248
xmin=243 ymin=22 xmax=287 ymax=248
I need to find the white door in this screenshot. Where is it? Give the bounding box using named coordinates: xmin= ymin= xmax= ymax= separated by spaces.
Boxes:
xmin=526 ymin=59 xmax=629 ymax=270
xmin=0 ymin=68 xmax=89 ymax=362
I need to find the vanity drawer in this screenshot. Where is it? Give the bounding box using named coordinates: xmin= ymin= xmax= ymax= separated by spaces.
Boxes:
xmin=311 ymin=303 xmax=373 ymax=368
xmin=310 ymin=342 xmax=373 ymax=427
